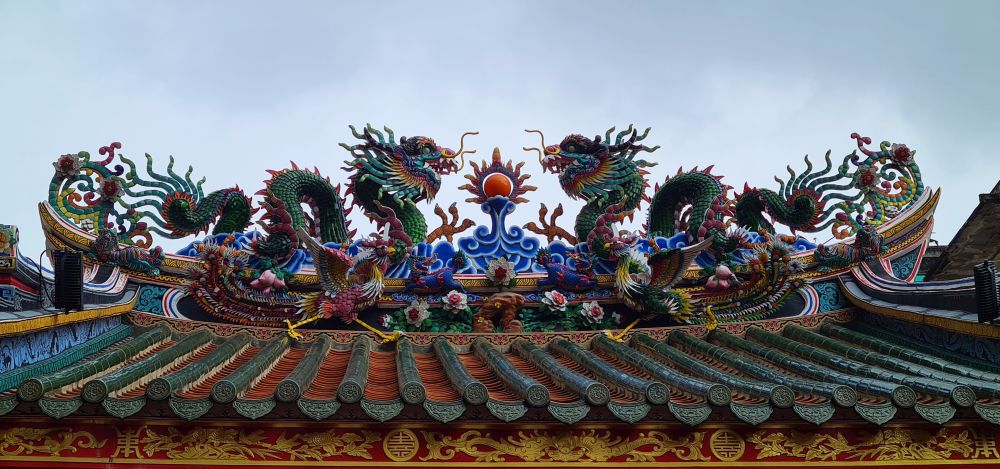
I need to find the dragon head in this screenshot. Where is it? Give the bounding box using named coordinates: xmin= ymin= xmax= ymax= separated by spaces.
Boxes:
xmin=540 ymin=134 xmax=602 ymax=174
xmin=524 ymin=125 xmax=659 ymax=198
xmin=534 ymin=247 xmax=552 ymax=267
xmin=450 ymin=250 xmax=469 ymax=270
xmin=342 ymin=125 xmax=477 ymax=203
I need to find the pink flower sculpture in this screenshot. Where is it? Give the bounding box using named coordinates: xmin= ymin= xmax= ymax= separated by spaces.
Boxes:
xmin=250 ymin=269 xmax=286 ymax=294
xmin=706 ymin=264 xmax=739 ymax=291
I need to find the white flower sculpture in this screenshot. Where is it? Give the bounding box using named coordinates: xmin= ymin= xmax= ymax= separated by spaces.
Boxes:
xmin=485 ymin=257 xmax=517 ymax=287
xmin=580 ymin=301 xmax=605 ymax=324
xmin=441 ymin=290 xmax=468 ymax=313
xmin=404 ymin=299 xmax=431 ymax=325
xmin=52 ymin=154 xmax=82 ymax=177
xmin=542 ymin=290 xmax=568 ymax=311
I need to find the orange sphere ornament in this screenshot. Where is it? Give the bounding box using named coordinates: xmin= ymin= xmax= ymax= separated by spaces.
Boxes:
xmin=482 ymin=173 xmax=513 ymax=198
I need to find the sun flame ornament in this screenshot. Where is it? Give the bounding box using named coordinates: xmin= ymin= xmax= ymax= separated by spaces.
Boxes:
xmin=459 ymin=148 xmax=535 ymax=204
xmin=456 ymin=148 xmax=541 ymax=272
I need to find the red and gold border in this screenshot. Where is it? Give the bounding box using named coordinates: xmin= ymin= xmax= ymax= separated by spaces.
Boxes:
xmin=0 ymin=418 xmax=996 ymax=467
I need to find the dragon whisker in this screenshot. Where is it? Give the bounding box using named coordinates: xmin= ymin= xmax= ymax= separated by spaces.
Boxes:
xmin=524 ymin=129 xmax=555 ymax=155
xmin=442 ymin=131 xmax=478 ymax=172
xmin=523 ymin=146 xmax=544 ymax=165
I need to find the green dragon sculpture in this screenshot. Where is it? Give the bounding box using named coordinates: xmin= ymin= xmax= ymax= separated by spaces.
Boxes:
xmin=525 ymin=126 xmax=734 ymax=254
xmin=50 ymin=143 xmax=254 ymax=247
xmin=525 ymin=126 xmax=658 ymax=243
xmin=341 ymin=125 xmax=477 ymax=243
xmin=529 ymin=127 xmax=923 ymax=325
xmin=528 ymin=128 xmax=923 ymax=246
xmin=50 ymin=129 xmax=475 ymax=263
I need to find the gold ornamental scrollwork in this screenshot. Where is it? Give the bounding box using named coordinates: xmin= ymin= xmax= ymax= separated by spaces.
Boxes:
xmin=135 ymin=426 xmax=378 ymax=461
xmin=419 ymin=429 xmax=709 ymax=463
xmin=0 ymin=427 xmax=105 ymax=456
xmin=749 ymin=428 xmax=974 ymax=461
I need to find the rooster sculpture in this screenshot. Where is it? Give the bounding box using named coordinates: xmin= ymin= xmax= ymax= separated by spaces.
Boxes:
xmin=287 ymin=206 xmax=411 ymax=339
xmin=587 ymin=204 xmax=710 ymax=341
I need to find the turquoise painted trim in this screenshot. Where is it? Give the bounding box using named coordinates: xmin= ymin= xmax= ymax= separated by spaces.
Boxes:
xmin=0 ymin=324 xmax=131 ymax=393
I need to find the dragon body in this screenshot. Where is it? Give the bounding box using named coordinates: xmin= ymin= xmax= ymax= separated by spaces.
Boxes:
xmin=248 ymin=194 xmax=301 ymax=266
xmin=160 ymin=188 xmax=254 ymax=237
xmin=50 ymin=147 xmax=254 ymax=247
xmin=405 ymin=251 xmax=468 ymax=294
xmin=89 ymin=227 xmax=165 ymax=275
xmin=646 ymin=168 xmax=735 ymax=255
xmin=259 ymin=165 xmax=352 ymax=245
xmin=535 ymin=248 xmax=598 ymax=292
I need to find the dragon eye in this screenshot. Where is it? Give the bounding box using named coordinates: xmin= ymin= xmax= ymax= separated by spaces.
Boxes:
xmin=421 ymin=146 xmax=432 ymax=154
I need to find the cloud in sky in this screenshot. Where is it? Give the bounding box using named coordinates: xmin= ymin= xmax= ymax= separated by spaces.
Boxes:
xmin=1 ymin=0 xmax=998 ymax=258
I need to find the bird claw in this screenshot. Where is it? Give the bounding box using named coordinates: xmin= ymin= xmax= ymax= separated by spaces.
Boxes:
xmin=604 ymin=318 xmax=641 ymax=343
xmin=380 ymin=330 xmax=402 ymax=344
xmin=285 ymin=319 xmax=304 ymax=340
xmin=603 ymin=329 xmax=625 ymax=343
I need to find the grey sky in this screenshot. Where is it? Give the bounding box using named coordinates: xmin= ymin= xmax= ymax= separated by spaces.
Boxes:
xmin=2 ymin=1 xmax=998 ymax=259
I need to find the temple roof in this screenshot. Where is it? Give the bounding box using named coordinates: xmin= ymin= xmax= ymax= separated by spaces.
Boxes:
xmin=3 ymin=133 xmax=998 ymax=435
xmin=2 ymin=296 xmax=998 ymax=427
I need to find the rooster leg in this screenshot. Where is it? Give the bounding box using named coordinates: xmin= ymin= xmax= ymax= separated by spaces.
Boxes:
xmin=285 ymin=315 xmax=321 ymax=340
xmin=705 ymin=305 xmax=718 ymax=332
xmin=604 ymin=318 xmax=641 ymax=343
xmin=354 ymin=318 xmax=401 ymax=344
